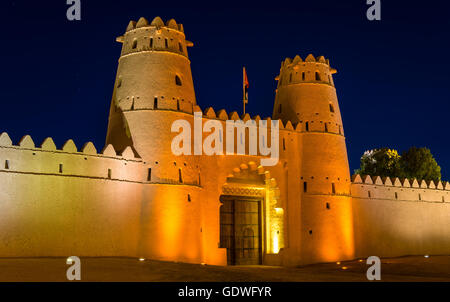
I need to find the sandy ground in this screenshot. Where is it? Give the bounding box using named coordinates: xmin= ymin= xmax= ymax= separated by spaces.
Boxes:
xmin=0 ymin=256 xmax=449 ymax=282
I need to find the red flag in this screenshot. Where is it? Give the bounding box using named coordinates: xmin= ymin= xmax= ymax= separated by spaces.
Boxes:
xmin=243 ymin=67 xmax=249 ymax=104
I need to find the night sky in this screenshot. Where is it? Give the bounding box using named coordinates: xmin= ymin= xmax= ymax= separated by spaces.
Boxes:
xmin=1 ymin=0 xmax=449 ymax=178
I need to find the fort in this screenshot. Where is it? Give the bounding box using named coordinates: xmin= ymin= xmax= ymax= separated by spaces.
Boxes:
xmin=0 ymin=16 xmax=449 ymax=267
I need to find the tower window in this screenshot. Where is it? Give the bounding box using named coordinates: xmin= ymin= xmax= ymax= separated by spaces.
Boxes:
xmin=5 ymin=160 xmax=9 ymax=169
xmin=59 ymin=164 xmax=63 ymax=173
xmin=179 ymin=42 xmax=183 ymax=53
xmin=188 ymin=194 xmax=191 ymax=202
xmin=175 ymin=75 xmax=182 ymax=86
xmin=177 ymin=100 xmax=180 ymax=111
xmin=283 ymin=138 xmax=286 ymax=151
xmin=147 ymin=168 xmax=152 ymax=181
xmin=305 ymin=122 xmax=309 ymax=132
xmin=368 ymin=191 xmax=371 ymax=198
xmin=278 ymin=104 xmax=282 ymax=114
xmin=198 ymin=173 xmax=201 ymax=186
xmin=178 ymin=169 xmax=183 ymax=183
xmin=117 ymin=77 xmax=122 ymax=88
xmin=328 ymin=75 xmax=331 ymax=84
xmin=289 ymin=73 xmax=292 ymax=83
xmin=108 ymin=169 xmax=112 ymax=179
xmin=332 ymin=183 xmax=336 ymax=194
xmin=154 ymin=97 xmax=158 ymax=109
xmin=419 ymin=193 xmax=422 ymax=201
xmin=338 ymin=126 xmax=342 ymax=135
xmin=165 ymin=38 xmax=168 ymax=48
xmin=150 ymin=38 xmax=153 ymax=48
xmin=329 ymin=104 xmax=335 ymax=113
xmin=303 ymin=181 xmax=307 ymax=193
xmin=324 ymin=123 xmax=328 ymax=132
xmin=132 ymin=39 xmax=137 ymax=49
xmin=395 ymin=192 xmax=398 ymax=199
xmin=302 ymin=72 xmax=305 ymax=81
xmin=315 ymin=72 xmax=321 ymax=81
xmin=326 ymin=202 xmax=330 ymax=210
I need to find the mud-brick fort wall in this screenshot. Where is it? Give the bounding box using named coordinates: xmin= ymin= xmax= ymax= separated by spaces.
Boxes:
xmin=351 ymin=174 xmax=450 ymax=258
xmin=0 ymin=132 xmax=145 ymax=257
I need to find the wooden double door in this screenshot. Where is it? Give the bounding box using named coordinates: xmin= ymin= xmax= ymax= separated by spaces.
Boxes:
xmin=220 ymin=196 xmax=262 ymax=265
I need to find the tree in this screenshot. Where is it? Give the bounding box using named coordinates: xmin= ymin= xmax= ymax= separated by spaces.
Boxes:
xmin=355 ymin=148 xmax=402 ymax=178
xmin=399 ymin=147 xmax=441 ymax=182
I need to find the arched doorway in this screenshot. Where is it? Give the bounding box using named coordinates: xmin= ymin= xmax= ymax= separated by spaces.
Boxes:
xmin=219 ymin=162 xmax=284 ymax=265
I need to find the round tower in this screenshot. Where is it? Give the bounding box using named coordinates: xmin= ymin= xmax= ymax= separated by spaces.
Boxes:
xmin=106 ymin=16 xmax=196 ymax=158
xmin=273 ymin=54 xmax=355 ymax=264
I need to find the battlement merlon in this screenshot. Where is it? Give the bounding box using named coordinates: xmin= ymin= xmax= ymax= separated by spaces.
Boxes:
xmin=115 ymin=16 xmax=194 ymax=47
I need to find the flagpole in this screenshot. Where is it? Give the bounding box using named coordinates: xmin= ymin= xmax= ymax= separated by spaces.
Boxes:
xmin=243 ymin=67 xmax=246 ymax=116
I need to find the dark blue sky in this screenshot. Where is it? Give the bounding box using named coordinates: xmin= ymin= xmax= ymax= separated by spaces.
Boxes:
xmin=1 ymin=0 xmax=449 ymax=178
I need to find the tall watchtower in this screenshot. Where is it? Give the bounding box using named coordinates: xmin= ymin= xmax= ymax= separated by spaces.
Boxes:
xmin=273 ymin=54 xmax=355 ymax=264
xmin=106 ymin=16 xmax=196 ymax=158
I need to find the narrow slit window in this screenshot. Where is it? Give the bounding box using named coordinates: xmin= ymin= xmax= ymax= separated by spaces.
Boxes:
xmin=315 ymin=72 xmax=321 ymax=81
xmin=283 ymin=138 xmax=286 ymax=151
xmin=368 ymin=191 xmax=371 ymax=198
xmin=187 ymin=194 xmax=191 ymax=202
xmin=302 ymin=72 xmax=305 ymax=81
xmin=154 ymin=97 xmax=158 ymax=109
xmin=198 ymin=173 xmax=201 ymax=186
xmin=305 ymin=122 xmax=309 ymax=132
xmin=324 ymin=123 xmax=328 ymax=132
xmin=178 ymin=169 xmax=183 ymax=183
xmin=326 ymin=202 xmax=330 ymax=210
xmin=108 ymin=169 xmax=112 ymax=179
xmin=289 ymin=73 xmax=292 ymax=83
xmin=175 ymin=75 xmax=182 ymax=86
xmin=177 ymin=100 xmax=180 ymax=111
xmin=147 ymin=168 xmax=152 ymax=181
xmin=395 ymin=192 xmax=398 ymax=200
xmin=328 ymin=75 xmax=331 ymax=84
xmin=132 ymin=39 xmax=137 ymax=49
xmin=5 ymin=160 xmax=10 ymax=169
xmin=150 ymin=38 xmax=153 ymax=48
xmin=59 ymin=164 xmax=63 ymax=173
xmin=303 ymin=181 xmax=307 ymax=193
xmin=178 ymin=42 xmax=183 ymax=53
xmin=332 ymin=183 xmax=336 ymax=194
xmin=329 ymin=104 xmax=335 ymax=113
xmin=165 ymin=38 xmax=168 ymax=48
xmin=443 ymin=196 xmax=445 ymax=202
xmin=419 ymin=193 xmax=422 ymax=200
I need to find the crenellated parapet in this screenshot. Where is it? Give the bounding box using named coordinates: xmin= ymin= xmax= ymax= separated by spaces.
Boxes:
xmin=276 ymin=54 xmax=337 ymax=88
xmin=117 ymin=16 xmax=193 ymax=58
xmin=0 ymin=132 xmax=201 ymax=187
xmin=351 ymin=174 xmax=450 ymax=203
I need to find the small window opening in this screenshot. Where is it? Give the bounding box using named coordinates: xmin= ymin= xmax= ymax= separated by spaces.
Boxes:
xmin=165 ymin=38 xmax=168 ymax=48
xmin=329 ymin=104 xmax=335 ymax=113
xmin=147 ymin=168 xmax=152 ymax=181
xmin=132 ymin=39 xmax=137 ymax=49
xmin=302 ymin=72 xmax=305 ymax=81
xmin=332 ymin=183 xmax=336 ymax=194
xmin=175 ymin=75 xmax=182 ymax=86
xmin=150 ymin=38 xmax=153 ymax=48
xmin=177 ymin=100 xmax=180 ymax=111
xmin=117 ymin=77 xmax=122 ymax=88
xmin=419 ymin=193 xmax=422 ymax=200
xmin=324 ymin=123 xmax=328 ymax=132
xmin=315 ymin=72 xmax=321 ymax=81
xmin=198 ymin=173 xmax=201 ymax=186
xmin=187 ymin=194 xmax=191 ymax=202
xmin=326 ymin=202 xmax=330 ymax=210
xmin=443 ymin=196 xmax=445 ymax=202
xmin=178 ymin=169 xmax=183 ymax=183
xmin=328 ymin=75 xmax=331 ymax=84
xmin=283 ymin=138 xmax=286 ymax=151
xmin=368 ymin=191 xmax=372 ymax=198
xmin=338 ymin=126 xmax=342 ymax=135
xmin=178 ymin=42 xmax=183 ymax=52
xmin=154 ymin=97 xmax=158 ymax=109
xmin=278 ymin=104 xmax=282 ymax=114
xmin=59 ymin=164 xmax=63 ymax=173
xmin=5 ymin=160 xmax=10 ymax=169
xmin=303 ymin=181 xmax=307 ymax=193
xmin=108 ymin=169 xmax=112 ymax=179
xmin=309 ymin=230 xmax=313 ymax=235
xmin=305 ymin=122 xmax=309 ymax=131
xmin=289 ymin=73 xmax=292 ymax=83
xmin=395 ymin=192 xmax=398 ymax=200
